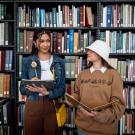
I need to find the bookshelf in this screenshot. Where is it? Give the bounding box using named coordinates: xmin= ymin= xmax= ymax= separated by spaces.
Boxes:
xmin=0 ymin=0 xmax=135 ymax=135
xmin=99 ymin=1 xmax=135 ymax=135
xmin=0 ymin=1 xmax=16 ymax=135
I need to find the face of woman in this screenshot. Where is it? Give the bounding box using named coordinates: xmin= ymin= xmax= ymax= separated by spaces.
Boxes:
xmin=36 ymin=33 xmax=51 ymax=53
xmin=86 ymin=49 xmax=101 ymax=63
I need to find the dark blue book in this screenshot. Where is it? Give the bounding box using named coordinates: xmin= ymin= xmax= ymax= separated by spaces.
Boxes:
xmin=106 ymin=5 xmax=112 ymax=27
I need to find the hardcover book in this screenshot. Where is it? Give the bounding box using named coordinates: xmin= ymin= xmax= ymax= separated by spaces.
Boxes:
xmin=22 ymin=79 xmax=55 ymax=90
xmin=66 ymin=93 xmax=119 ymax=112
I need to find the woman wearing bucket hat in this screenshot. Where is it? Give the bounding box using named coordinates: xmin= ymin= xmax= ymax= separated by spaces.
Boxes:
xmin=72 ymin=40 xmax=125 ymax=135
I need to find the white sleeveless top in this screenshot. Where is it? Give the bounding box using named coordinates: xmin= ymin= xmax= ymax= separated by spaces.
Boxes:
xmin=39 ymin=56 xmax=53 ymax=96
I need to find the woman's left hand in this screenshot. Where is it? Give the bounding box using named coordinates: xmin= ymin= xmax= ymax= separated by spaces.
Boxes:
xmin=26 ymin=84 xmax=49 ymax=96
xmin=78 ymin=105 xmax=97 ymax=117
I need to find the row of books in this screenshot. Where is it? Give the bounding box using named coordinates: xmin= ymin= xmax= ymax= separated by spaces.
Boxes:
xmin=18 ymin=81 xmax=27 ymax=102
xmin=17 ymin=29 xmax=95 ymax=53
xmin=18 ymin=55 xmax=23 ymax=77
xmin=0 ymin=4 xmax=13 ymax=20
xmin=0 ymin=22 xmax=13 ymax=46
xmin=65 ymin=56 xmax=87 ymax=79
xmin=109 ymin=58 xmax=135 ymax=81
xmin=65 ymin=107 xmax=75 ymax=128
xmin=0 ymin=4 xmax=6 ymax=20
xmin=17 ymin=29 xmax=135 ymax=54
xmin=0 ymin=74 xmax=11 ymax=98
xmin=100 ymin=31 xmax=135 ymax=53
xmin=119 ymin=111 xmax=135 ymax=134
xmin=0 ymin=99 xmax=14 ymax=125
xmin=0 ymin=74 xmax=14 ymax=98
xmin=0 ymin=125 xmax=11 ymax=135
xmin=17 ymin=104 xmax=25 ymax=126
xmin=100 ymin=4 xmax=135 ymax=27
xmin=18 ymin=130 xmax=24 ymax=135
xmin=66 ymin=81 xmax=75 ymax=96
xmin=17 ymin=30 xmax=33 ymax=53
xmin=52 ymin=30 xmax=94 ymax=53
xmin=17 ymin=4 xmax=94 ymax=27
xmin=17 ymin=55 xmax=135 ymax=81
xmin=62 ymin=130 xmax=76 ymax=135
xmin=0 ymin=50 xmax=13 ymax=71
xmin=123 ymin=86 xmax=135 ymax=109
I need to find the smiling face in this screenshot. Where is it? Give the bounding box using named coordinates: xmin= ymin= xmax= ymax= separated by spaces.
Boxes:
xmin=35 ymin=33 xmax=51 ymax=54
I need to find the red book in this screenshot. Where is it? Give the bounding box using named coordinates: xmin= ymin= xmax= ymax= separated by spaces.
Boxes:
xmin=57 ymin=33 xmax=62 ymax=53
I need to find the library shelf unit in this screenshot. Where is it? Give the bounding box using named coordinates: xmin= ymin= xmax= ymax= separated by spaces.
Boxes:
xmin=0 ymin=1 xmax=16 ymax=135
xmin=0 ymin=0 xmax=135 ymax=135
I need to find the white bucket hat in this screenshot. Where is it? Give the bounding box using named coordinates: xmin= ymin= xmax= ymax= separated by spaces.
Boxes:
xmin=85 ymin=40 xmax=111 ymax=64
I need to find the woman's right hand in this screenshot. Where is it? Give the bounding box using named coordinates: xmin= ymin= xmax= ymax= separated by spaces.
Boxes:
xmin=65 ymin=99 xmax=73 ymax=107
xmin=78 ymin=105 xmax=97 ymax=117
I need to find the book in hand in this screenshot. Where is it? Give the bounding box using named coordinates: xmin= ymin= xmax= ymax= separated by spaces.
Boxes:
xmin=22 ymin=79 xmax=55 ymax=90
xmin=66 ymin=93 xmax=119 ymax=112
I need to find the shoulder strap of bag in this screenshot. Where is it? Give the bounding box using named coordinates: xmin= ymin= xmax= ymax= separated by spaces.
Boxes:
xmin=53 ymin=100 xmax=58 ymax=112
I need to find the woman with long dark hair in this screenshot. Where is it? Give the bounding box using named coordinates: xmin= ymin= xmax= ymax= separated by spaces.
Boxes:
xmin=20 ymin=29 xmax=65 ymax=135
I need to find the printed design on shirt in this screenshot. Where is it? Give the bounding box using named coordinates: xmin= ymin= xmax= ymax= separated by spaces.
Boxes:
xmin=31 ymin=60 xmax=39 ymax=80
xmin=81 ymin=78 xmax=112 ymax=85
xmin=31 ymin=61 xmax=37 ymax=69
